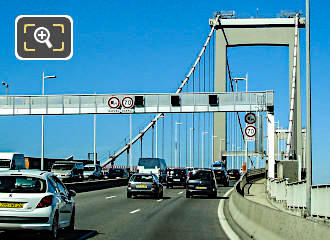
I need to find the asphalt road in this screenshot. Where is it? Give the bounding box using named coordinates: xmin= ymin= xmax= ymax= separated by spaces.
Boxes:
xmin=0 ymin=181 xmax=235 ymax=240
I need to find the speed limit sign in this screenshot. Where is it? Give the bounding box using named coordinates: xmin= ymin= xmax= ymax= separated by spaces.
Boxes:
xmin=122 ymin=96 xmax=134 ymax=109
xmin=245 ymin=125 xmax=256 ymax=138
xmin=108 ymin=97 xmax=121 ymax=109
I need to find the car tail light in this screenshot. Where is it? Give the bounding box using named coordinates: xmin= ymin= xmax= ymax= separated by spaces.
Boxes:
xmin=128 ymin=183 xmax=131 ymax=187
xmin=37 ymin=195 xmax=53 ymax=208
xmin=152 ymin=183 xmax=157 ymax=188
xmin=137 ymin=169 xmax=139 ymax=173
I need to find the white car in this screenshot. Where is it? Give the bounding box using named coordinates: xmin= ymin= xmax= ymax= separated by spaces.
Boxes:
xmin=0 ymin=170 xmax=76 ymax=239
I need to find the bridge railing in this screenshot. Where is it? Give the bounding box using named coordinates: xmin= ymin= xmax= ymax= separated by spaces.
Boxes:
xmin=267 ymin=178 xmax=330 ymax=218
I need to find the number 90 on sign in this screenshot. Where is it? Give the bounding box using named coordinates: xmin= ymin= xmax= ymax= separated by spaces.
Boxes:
xmin=245 ymin=125 xmax=256 ymax=138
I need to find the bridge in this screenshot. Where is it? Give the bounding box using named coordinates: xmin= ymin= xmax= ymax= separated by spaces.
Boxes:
xmin=1 ymin=3 xmax=329 ymax=240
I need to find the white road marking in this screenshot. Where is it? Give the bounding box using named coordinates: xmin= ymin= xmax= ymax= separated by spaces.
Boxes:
xmin=157 ymin=199 xmax=163 ymax=202
xmin=178 ymin=191 xmax=183 ymax=195
xmin=106 ymin=196 xmax=117 ymax=199
xmin=218 ymin=188 xmax=240 ymax=240
xmin=130 ymin=209 xmax=141 ymax=214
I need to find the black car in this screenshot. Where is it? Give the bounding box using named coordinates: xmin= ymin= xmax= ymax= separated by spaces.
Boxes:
xmin=105 ymin=168 xmax=129 ymax=179
xmin=127 ymin=173 xmax=163 ymax=199
xmin=227 ymin=169 xmax=240 ymax=180
xmin=186 ymin=169 xmax=217 ymax=198
xmin=213 ymin=168 xmax=229 ymax=186
xmin=166 ymin=168 xmax=188 ymax=188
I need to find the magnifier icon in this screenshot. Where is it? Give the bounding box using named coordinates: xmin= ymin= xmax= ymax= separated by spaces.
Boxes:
xmin=34 ymin=27 xmax=53 ymax=48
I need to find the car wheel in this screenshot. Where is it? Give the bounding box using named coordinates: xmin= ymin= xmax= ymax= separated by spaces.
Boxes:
xmin=160 ymin=191 xmax=163 ymax=199
xmin=166 ymin=184 xmax=169 ymax=189
xmin=45 ymin=212 xmax=59 ymax=239
xmin=186 ymin=191 xmax=190 ymax=198
xmin=127 ymin=192 xmax=132 ymax=198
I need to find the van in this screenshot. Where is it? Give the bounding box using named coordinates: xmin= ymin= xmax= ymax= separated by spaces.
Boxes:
xmin=83 ymin=164 xmax=103 ymax=180
xmin=137 ymin=158 xmax=167 ymax=183
xmin=0 ymin=152 xmax=26 ymax=170
xmin=51 ymin=161 xmax=84 ymax=182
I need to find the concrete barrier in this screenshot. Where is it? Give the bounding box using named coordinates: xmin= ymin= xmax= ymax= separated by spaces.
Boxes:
xmin=228 ymin=179 xmax=330 ymax=239
xmin=65 ymin=178 xmax=128 ymax=193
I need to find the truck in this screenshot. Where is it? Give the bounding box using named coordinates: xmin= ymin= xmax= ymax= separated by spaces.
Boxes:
xmin=0 ymin=152 xmax=26 ymax=170
xmin=137 ymin=158 xmax=167 ymax=183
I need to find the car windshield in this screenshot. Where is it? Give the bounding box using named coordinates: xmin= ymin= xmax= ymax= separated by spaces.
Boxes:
xmin=131 ymin=175 xmax=153 ymax=182
xmin=189 ymin=171 xmax=212 ymax=181
xmin=213 ymin=164 xmax=222 ymax=168
xmin=138 ymin=159 xmax=160 ymax=169
xmin=0 ymin=160 xmax=10 ymax=168
xmin=52 ymin=164 xmax=74 ymax=171
xmin=0 ymin=176 xmax=46 ymax=193
xmin=84 ymin=167 xmax=95 ymax=171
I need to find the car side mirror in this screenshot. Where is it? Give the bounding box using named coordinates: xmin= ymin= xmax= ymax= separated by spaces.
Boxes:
xmin=69 ymin=189 xmax=76 ymax=198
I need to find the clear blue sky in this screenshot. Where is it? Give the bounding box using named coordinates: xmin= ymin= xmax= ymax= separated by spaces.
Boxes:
xmin=0 ymin=0 xmax=328 ymax=184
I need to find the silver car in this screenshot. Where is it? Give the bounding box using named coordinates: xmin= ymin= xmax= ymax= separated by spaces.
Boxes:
xmin=127 ymin=173 xmax=163 ymax=199
xmin=0 ymin=170 xmax=76 ymax=239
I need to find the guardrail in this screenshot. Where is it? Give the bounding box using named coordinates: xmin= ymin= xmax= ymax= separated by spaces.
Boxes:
xmin=238 ymin=168 xmax=266 ymax=196
xmin=64 ymin=178 xmax=128 ymax=193
xmin=267 ymin=178 xmax=330 ymax=218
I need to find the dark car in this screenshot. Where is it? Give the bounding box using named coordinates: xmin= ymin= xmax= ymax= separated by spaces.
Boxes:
xmin=127 ymin=173 xmax=163 ymax=199
xmin=227 ymin=169 xmax=240 ymax=180
xmin=213 ymin=168 xmax=229 ymax=186
xmin=186 ymin=169 xmax=217 ymax=198
xmin=166 ymin=168 xmax=188 ymax=188
xmin=105 ymin=168 xmax=129 ymax=179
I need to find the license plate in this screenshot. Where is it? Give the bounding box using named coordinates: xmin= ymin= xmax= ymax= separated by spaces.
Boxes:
xmin=136 ymin=185 xmax=147 ymax=188
xmin=173 ymin=179 xmax=180 ymax=181
xmin=196 ymin=186 xmax=207 ymax=190
xmin=0 ymin=202 xmax=24 ymax=208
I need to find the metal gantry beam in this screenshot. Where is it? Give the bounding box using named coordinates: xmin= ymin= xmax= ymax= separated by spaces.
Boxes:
xmin=0 ymin=91 xmax=274 ymax=116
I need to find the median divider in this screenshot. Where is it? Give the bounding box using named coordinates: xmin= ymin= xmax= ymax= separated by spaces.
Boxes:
xmin=64 ymin=178 xmax=128 ymax=193
xmin=227 ymin=171 xmax=330 ymax=239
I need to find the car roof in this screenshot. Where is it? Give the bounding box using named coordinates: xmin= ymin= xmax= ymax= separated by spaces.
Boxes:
xmin=0 ymin=170 xmax=53 ymax=179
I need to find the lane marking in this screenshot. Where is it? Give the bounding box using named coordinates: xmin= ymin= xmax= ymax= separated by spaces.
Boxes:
xmin=157 ymin=199 xmax=163 ymax=202
xmin=178 ymin=191 xmax=183 ymax=195
xmin=106 ymin=196 xmax=117 ymax=199
xmin=218 ymin=188 xmax=240 ymax=240
xmin=130 ymin=209 xmax=141 ymax=214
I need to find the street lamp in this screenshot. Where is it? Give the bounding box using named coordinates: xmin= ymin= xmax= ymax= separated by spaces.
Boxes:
xmin=232 ymin=73 xmax=248 ymax=92
xmin=1 ymin=81 xmax=9 ymax=95
xmin=190 ymin=127 xmax=194 ymax=168
xmin=201 ymin=131 xmax=208 ymax=168
xmin=175 ymin=122 xmax=182 ymax=168
xmin=212 ymin=135 xmax=218 ymax=164
xmin=41 ymin=72 xmax=56 ymax=171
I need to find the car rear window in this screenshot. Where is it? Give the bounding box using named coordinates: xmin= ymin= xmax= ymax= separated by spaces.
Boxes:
xmin=169 ymin=169 xmax=186 ymax=175
xmin=0 ymin=176 xmax=46 ymax=193
xmin=189 ymin=171 xmax=212 ymax=181
xmin=131 ymin=175 xmax=153 ymax=182
xmin=109 ymin=169 xmax=122 ymax=173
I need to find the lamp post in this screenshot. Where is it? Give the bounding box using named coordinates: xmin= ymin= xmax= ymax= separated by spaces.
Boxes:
xmin=1 ymin=81 xmax=9 ymax=95
xmin=201 ymin=131 xmax=208 ymax=168
xmin=212 ymin=135 xmax=218 ymax=164
xmin=156 ymin=114 xmax=164 ymax=159
xmin=41 ymin=72 xmax=56 ymax=171
xmin=175 ymin=122 xmax=182 ymax=168
xmin=219 ymin=138 xmax=225 ymax=163
xmin=190 ymin=127 xmax=194 ymax=168
xmin=233 ymin=73 xmax=248 ymax=92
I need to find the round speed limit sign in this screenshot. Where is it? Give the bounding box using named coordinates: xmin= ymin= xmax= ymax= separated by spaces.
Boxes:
xmin=122 ymin=96 xmax=134 ymax=109
xmin=245 ymin=125 xmax=256 ymax=138
xmin=108 ymin=97 xmax=121 ymax=109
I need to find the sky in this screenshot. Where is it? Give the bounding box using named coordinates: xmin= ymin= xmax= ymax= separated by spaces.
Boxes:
xmin=0 ymin=0 xmax=328 ymax=184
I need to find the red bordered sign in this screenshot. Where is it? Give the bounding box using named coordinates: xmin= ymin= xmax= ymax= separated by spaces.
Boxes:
xmin=121 ymin=96 xmax=134 ymax=109
xmin=108 ymin=97 xmax=121 ymax=109
xmin=245 ymin=125 xmax=256 ymax=138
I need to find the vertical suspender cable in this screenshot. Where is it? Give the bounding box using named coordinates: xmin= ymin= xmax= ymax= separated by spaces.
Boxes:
xmin=198 ymin=61 xmax=201 ymax=168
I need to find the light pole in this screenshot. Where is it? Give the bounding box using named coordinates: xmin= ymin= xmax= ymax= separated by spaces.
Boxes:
xmin=190 ymin=127 xmax=194 ymax=168
xmin=129 ymin=114 xmax=133 ymax=171
xmin=156 ymin=114 xmax=164 ymax=159
xmin=201 ymin=131 xmax=208 ymax=168
xmin=1 ymin=81 xmax=9 ymax=96
xmin=212 ymin=135 xmax=218 ymax=164
xmin=41 ymin=72 xmax=56 ymax=171
xmin=175 ymin=122 xmax=182 ymax=168
xmin=219 ymin=138 xmax=225 ymax=163
xmin=233 ymin=73 xmax=248 ymax=92
xmin=94 ymin=113 xmax=97 ymax=165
